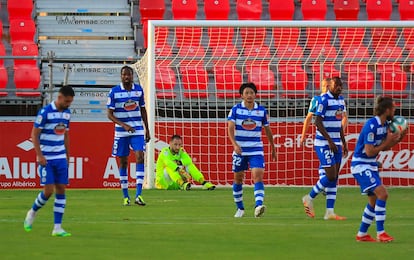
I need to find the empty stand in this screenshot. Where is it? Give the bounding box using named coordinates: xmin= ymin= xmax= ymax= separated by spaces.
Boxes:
xmin=214 ymin=66 xmax=243 ymax=98
xmin=172 ymin=0 xmax=198 ymax=19
xmin=180 ymin=66 xmax=209 ymax=98
xmin=276 ymin=45 xmax=303 ymax=66
xmin=365 ymin=0 xmax=392 ymax=20
xmin=7 ymin=0 xmax=33 ymax=19
xmin=301 ymin=0 xmax=327 ymax=20
xmin=311 ymin=64 xmax=341 ymax=88
xmin=245 ymin=65 xmax=276 ymax=98
xmin=14 ymin=66 xmax=41 ymax=97
xmin=375 ymin=45 xmax=403 ymax=61
xmin=377 ymin=64 xmax=408 ymax=98
xmin=0 ymin=44 xmax=7 ymax=97
xmin=398 ymin=0 xmax=414 ymax=20
xmin=273 ymin=28 xmax=300 ymax=46
xmin=9 ymin=19 xmax=36 ymax=43
xmin=278 ymin=65 xmax=309 ymax=98
xmin=268 ymin=0 xmax=295 ymax=20
xmin=305 ymin=27 xmax=333 ymax=48
xmin=12 ymin=42 xmax=38 ymax=67
xmin=371 ymin=27 xmax=398 ymax=49
xmin=140 ymin=0 xmax=165 ymax=48
xmin=333 ymin=0 xmax=360 ymax=20
xmin=205 ymin=0 xmax=234 ymax=49
xmin=36 ymin=0 xmax=130 ymax=13
xmin=345 ymin=65 xmax=375 ymax=98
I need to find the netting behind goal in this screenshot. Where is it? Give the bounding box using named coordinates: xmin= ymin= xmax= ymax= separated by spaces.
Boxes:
xmin=135 ymin=20 xmax=414 ymax=188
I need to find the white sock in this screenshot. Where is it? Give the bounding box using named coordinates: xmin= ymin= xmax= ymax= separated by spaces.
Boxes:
xmin=326 ymin=208 xmax=334 ymax=214
xmin=357 ymin=231 xmax=367 ymax=237
xmin=54 ymin=224 xmax=62 ymax=231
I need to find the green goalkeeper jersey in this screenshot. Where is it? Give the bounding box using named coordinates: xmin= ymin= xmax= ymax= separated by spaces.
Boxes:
xmin=156 ymin=147 xmax=193 ymax=174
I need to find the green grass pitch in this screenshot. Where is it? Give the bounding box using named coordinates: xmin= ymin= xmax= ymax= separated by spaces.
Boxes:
xmin=1 ymin=187 xmax=414 ymax=259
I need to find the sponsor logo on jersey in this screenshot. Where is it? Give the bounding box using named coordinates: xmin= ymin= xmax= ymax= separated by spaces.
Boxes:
xmin=241 ymin=118 xmax=257 ymax=130
xmin=54 ymin=123 xmax=66 ymax=135
xmin=335 ymin=108 xmax=343 ymax=120
xmin=124 ymin=100 xmax=138 ymax=111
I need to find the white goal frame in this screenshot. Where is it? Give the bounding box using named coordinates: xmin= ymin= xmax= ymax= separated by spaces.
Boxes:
xmin=140 ymin=20 xmax=414 ymax=189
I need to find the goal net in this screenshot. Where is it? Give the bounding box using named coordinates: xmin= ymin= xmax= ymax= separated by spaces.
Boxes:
xmin=134 ymin=20 xmax=414 ymax=188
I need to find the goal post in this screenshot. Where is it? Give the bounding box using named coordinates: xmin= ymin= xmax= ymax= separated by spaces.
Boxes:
xmin=135 ymin=20 xmax=414 ymax=189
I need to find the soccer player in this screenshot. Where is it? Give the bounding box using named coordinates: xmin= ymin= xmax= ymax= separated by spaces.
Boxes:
xmin=300 ymin=78 xmax=348 ymax=145
xmin=302 ymin=77 xmax=348 ymax=220
xmin=228 ymin=82 xmax=276 ymax=218
xmin=107 ymin=66 xmax=150 ymax=206
xmin=23 ymin=86 xmax=75 ymax=237
xmin=353 ymin=96 xmax=405 ymax=242
xmin=155 ymin=135 xmax=216 ymax=190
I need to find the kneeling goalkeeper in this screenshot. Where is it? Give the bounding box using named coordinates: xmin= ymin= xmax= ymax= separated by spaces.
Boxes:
xmin=156 ymin=135 xmax=215 ymax=190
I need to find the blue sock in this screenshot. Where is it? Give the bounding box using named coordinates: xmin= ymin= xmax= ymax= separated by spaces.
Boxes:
xmin=325 ymin=180 xmax=337 ymax=210
xmin=54 ymin=194 xmax=66 ymax=225
xmin=309 ymin=175 xmax=330 ymax=199
xmin=135 ymin=163 xmax=145 ymax=198
xmin=119 ymin=167 xmax=129 ymax=198
xmin=32 ymin=191 xmax=48 ymax=211
xmin=254 ymin=182 xmax=265 ymax=207
xmin=358 ymin=204 xmax=375 ymax=235
xmin=233 ymin=183 xmax=244 ymax=210
xmin=375 ymin=199 xmax=387 ymax=234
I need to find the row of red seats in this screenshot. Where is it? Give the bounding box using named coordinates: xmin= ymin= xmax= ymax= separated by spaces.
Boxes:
xmin=0 ymin=0 xmax=40 ymax=97
xmin=140 ymin=0 xmax=414 ymax=48
xmin=156 ymin=64 xmax=411 ymax=100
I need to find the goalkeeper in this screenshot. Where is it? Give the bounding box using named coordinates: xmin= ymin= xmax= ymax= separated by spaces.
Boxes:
xmin=156 ymin=135 xmax=216 ymax=190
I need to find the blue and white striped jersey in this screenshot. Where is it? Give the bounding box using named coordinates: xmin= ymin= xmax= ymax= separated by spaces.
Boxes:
xmin=34 ymin=101 xmax=70 ymax=160
xmin=107 ymin=83 xmax=145 ymax=137
xmin=228 ymin=102 xmax=269 ymax=156
xmin=351 ymin=116 xmax=388 ymax=172
xmin=314 ymin=91 xmax=346 ymax=146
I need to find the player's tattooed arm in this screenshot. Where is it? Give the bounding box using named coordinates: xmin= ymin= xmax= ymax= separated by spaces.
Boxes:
xmin=228 ymin=121 xmax=242 ymax=154
xmin=31 ymin=127 xmax=46 ymax=166
xmin=314 ymin=115 xmax=337 ymax=152
xmin=264 ymin=126 xmax=276 ymax=161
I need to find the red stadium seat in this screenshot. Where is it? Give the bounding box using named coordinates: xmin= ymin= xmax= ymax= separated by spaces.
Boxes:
xmin=306 ymin=28 xmax=333 ymax=47
xmin=375 ymin=45 xmax=403 ymax=61
xmin=208 ymin=27 xmax=235 ymax=48
xmin=172 ymin=0 xmax=197 ymax=19
xmin=204 ymin=0 xmax=230 ymax=19
xmin=139 ymin=0 xmax=165 ymax=48
xmin=345 ymin=64 xmax=375 ymax=98
xmin=175 ymin=27 xmax=202 ymax=47
xmin=311 ymin=64 xmax=341 ymax=89
xmin=12 ymin=42 xmax=38 ymax=67
xmin=337 ymin=28 xmax=365 ymax=49
xmin=403 ymin=28 xmax=414 ymax=49
xmin=0 ymin=67 xmax=8 ymax=97
xmin=377 ymin=64 xmax=408 ymax=98
xmin=154 ymin=27 xmax=172 ymax=56
xmin=0 ymin=20 xmax=3 ymax=40
xmin=243 ymin=45 xmax=271 ymax=60
xmin=269 ymin=0 xmax=295 ymax=20
xmin=398 ymin=0 xmax=414 ymax=20
xmin=278 ymin=65 xmax=309 ymax=98
xmin=14 ymin=66 xmax=41 ymax=97
xmin=301 ymin=0 xmax=327 ymax=20
xmin=211 ymin=44 xmax=239 ymax=67
xmin=366 ymin=0 xmax=392 ymax=20
xmin=180 ymin=66 xmax=209 ymax=98
xmin=7 ymin=0 xmax=33 ymax=19
xmin=156 ymin=64 xmax=177 ymax=99
xmin=333 ymin=0 xmax=360 ymax=20
xmin=276 ymin=45 xmax=303 ymax=67
xmin=342 ymin=46 xmax=370 ymax=68
xmin=273 ymin=28 xmax=300 ymax=46
xmin=308 ymin=45 xmax=338 ymax=65
xmin=237 ymin=0 xmax=265 ymax=48
xmin=371 ymin=28 xmax=397 ymax=49
xmin=245 ymin=65 xmax=276 ymax=98
xmin=9 ymin=19 xmax=36 ymax=43
xmin=214 ymin=66 xmax=243 ymax=98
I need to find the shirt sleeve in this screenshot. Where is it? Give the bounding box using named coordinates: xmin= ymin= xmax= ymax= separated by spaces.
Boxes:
xmin=160 ymin=149 xmax=179 ymax=171
xmin=314 ymin=97 xmax=327 ymax=118
xmin=180 ymin=149 xmax=193 ymax=166
xmin=107 ymin=89 xmax=115 ymax=110
xmin=139 ymin=86 xmax=146 ymax=107
xmin=34 ymin=108 xmax=47 ymax=129
xmin=227 ymin=106 xmax=237 ymax=122
xmin=262 ymin=108 xmax=269 ymax=127
xmin=363 ymin=123 xmax=376 ymax=145
xmin=308 ymin=96 xmax=317 ymax=114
